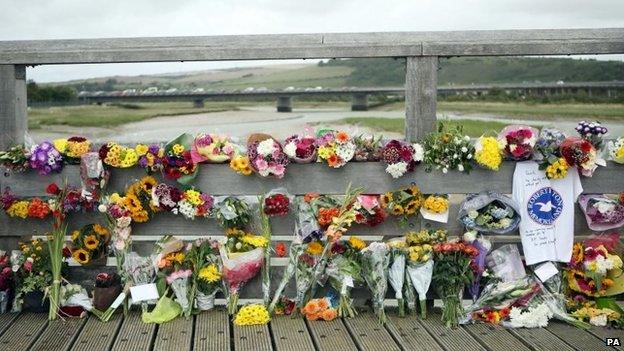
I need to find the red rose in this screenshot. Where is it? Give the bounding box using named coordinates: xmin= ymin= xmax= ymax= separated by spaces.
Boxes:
xmin=275 ymin=242 xmax=287 ymax=257
xmin=46 ymin=183 xmax=60 ymax=195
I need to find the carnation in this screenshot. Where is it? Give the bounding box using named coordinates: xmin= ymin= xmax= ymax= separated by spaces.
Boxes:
xmin=386 ymin=162 xmax=408 ymax=179
xmin=256 ymin=139 xmax=276 ymax=157
xmin=284 ymin=142 xmax=297 ymax=158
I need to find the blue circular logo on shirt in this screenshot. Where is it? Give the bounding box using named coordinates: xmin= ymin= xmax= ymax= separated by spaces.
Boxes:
xmin=527 ymin=187 xmax=563 ymax=225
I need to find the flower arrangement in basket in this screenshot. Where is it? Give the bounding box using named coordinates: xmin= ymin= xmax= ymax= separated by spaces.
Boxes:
xmin=316 ymin=130 xmax=356 ymax=168
xmin=380 ymin=139 xmax=424 ymax=178
xmin=497 ymin=125 xmax=538 ymax=161
xmin=422 ymin=123 xmax=474 ymax=173
xmin=70 ymin=223 xmax=110 ymax=266
xmin=247 ymin=134 xmax=289 ymax=178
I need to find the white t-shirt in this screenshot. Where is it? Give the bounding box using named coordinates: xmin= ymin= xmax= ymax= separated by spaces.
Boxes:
xmin=512 ymin=161 xmax=583 ymax=265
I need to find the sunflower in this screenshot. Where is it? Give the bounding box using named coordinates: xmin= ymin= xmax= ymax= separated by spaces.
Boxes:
xmin=380 ymin=193 xmax=392 ymax=208
xmin=348 ymin=236 xmax=366 ymax=251
xmin=84 ymin=235 xmax=100 ymax=250
xmin=405 ymin=200 xmax=420 ymax=214
xmin=392 ymin=204 xmax=404 ymax=215
xmin=93 ymin=224 xmax=109 ymax=236
xmin=72 ymin=249 xmax=90 ymax=265
xmin=306 ymin=241 xmax=324 ymax=255
xmin=572 ymin=243 xmax=584 ymax=264
xmin=71 ymin=230 xmax=80 ymax=242
xmin=139 ymin=176 xmax=157 ymax=193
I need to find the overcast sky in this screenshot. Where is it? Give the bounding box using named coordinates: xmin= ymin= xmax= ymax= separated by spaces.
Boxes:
xmin=1 ymin=0 xmax=623 ymax=82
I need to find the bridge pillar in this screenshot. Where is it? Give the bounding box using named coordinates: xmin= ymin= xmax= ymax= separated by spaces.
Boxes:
xmin=276 ymin=96 xmax=292 ymax=112
xmin=193 ymin=99 xmax=205 ymax=108
xmin=351 ymin=93 xmax=368 ymax=111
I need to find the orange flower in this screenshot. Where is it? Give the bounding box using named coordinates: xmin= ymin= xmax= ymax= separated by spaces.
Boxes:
xmin=304 ymin=192 xmax=320 ymax=203
xmin=303 ymin=300 xmax=321 ymax=314
xmin=336 ymin=131 xmax=349 ymax=143
xmin=572 ymin=243 xmax=584 ymax=264
xmin=318 ymin=207 xmax=339 ymax=226
xmin=307 ymin=312 xmax=321 ymax=321
xmin=325 ymin=226 xmax=344 ymax=242
xmin=327 ymin=154 xmax=339 ymax=167
xmin=317 ymin=298 xmax=329 ymax=310
xmin=321 ymin=308 xmax=338 ymax=321
xmin=275 ymin=242 xmax=287 ymax=257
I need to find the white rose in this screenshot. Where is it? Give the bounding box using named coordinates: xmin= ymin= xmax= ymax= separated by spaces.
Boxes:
xmin=467 ymin=154 xmax=472 ymax=159
xmin=463 ymin=230 xmax=477 ymax=243
xmin=464 ymin=135 xmax=471 ymax=141
xmin=442 ymin=167 xmax=448 ymax=174
xmin=458 ymin=164 xmax=464 ymax=172
xmin=98 ymin=204 xmax=107 ymax=213
xmin=461 ymin=146 xmax=468 ymax=153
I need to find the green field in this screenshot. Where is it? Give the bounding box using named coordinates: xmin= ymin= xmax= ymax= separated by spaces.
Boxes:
xmin=207 ymin=66 xmax=353 ymax=90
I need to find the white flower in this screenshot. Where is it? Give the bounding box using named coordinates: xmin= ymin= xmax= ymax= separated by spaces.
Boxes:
xmin=589 ymin=314 xmax=608 ymax=327
xmin=385 ymin=162 xmax=408 ymax=178
xmin=458 ymin=164 xmax=464 ymax=172
xmin=98 ymin=204 xmax=107 ymax=213
xmin=412 ymin=143 xmax=424 ymax=162
xmin=461 ymin=146 xmax=468 ymax=153
xmin=594 ymin=200 xmax=616 ymax=215
xmin=463 ymin=230 xmax=477 ymax=243
xmin=468 ymin=210 xmax=479 ymax=219
xmin=453 ymin=154 xmax=458 ymax=159
xmin=284 ymin=142 xmax=297 ymax=158
xmin=509 ymin=303 xmax=552 ymax=328
xmin=11 ymin=265 xmax=19 ymax=273
xmin=464 ymin=135 xmax=470 ymax=141
xmin=256 ymin=139 xmax=276 ymax=157
xmin=442 ymin=167 xmax=448 ymax=174
xmin=178 ymin=199 xmax=196 ymax=220
xmin=467 ymin=153 xmax=472 ymax=159
xmin=335 ymin=142 xmax=355 ymax=162
xmin=26 ymin=257 xmax=34 ymax=263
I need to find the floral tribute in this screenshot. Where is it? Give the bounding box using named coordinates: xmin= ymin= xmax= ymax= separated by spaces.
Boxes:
xmin=136 ymin=144 xmax=165 ymax=173
xmin=326 ymin=236 xmax=366 ymax=318
xmin=53 ymin=136 xmax=91 ymax=163
xmin=229 ymin=155 xmax=253 ymax=176
xmin=284 ymin=133 xmax=317 ymax=163
xmin=213 ymin=196 xmax=252 ymax=229
xmin=380 ymin=186 xmax=424 ymax=226
xmin=12 ymin=239 xmax=56 ymax=311
xmin=533 ymin=128 xmax=569 ymax=179
xmin=191 ymin=133 xmax=238 ymax=163
xmin=380 ymin=139 xmax=424 ymax=178
xmin=234 ymin=304 xmax=270 ymax=326
xmin=360 ymin=242 xmax=390 ymax=323
xmin=316 ymin=130 xmax=356 ymax=168
xmin=30 ymin=141 xmax=63 ymax=175
xmin=353 ymin=195 xmax=386 ymax=227
xmin=0 ymin=144 xmax=30 ymax=173
xmin=163 ymin=134 xmax=198 ymax=184
xmin=607 ymin=137 xmax=624 ymax=164
xmin=560 ymin=136 xmax=605 ymax=177
xmin=497 ymin=125 xmax=538 ymax=161
xmin=70 ymin=223 xmax=110 ymax=265
xmin=301 ymin=297 xmax=338 ymax=321
xmin=474 ymin=136 xmax=503 ymax=171
xmin=422 ymin=123 xmax=474 ymax=173
xmin=576 ymin=120 xmax=608 ymax=149
xmin=0 ymin=188 xmax=51 ymax=219
xmin=247 ymin=136 xmax=289 ymax=178
xmin=99 ymin=142 xmax=138 ymax=168
xmin=263 ymin=191 xmax=291 ymax=217
xmin=566 ymin=235 xmax=623 ymax=297
xmin=353 ymin=134 xmax=382 ymax=161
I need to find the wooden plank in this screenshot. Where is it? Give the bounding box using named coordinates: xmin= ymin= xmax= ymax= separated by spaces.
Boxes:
xmin=463 ymin=323 xmax=531 ymax=351
xmin=546 ymin=321 xmax=614 ymax=351
xmin=270 ymin=315 xmax=315 ymax=351
xmin=153 ymin=316 xmax=193 ymax=351
xmin=510 ymin=326 xmax=575 ymax=351
xmin=405 ymin=56 xmax=437 ymax=142
xmin=233 ymin=323 xmax=272 ymax=351
xmin=587 ymin=326 xmax=624 ymax=349
xmin=306 ymin=318 xmax=357 ymax=351
xmin=0 ymin=313 xmax=48 ymax=349
xmin=419 ymin=311 xmax=486 ymax=351
xmin=71 ymin=313 xmax=123 ymax=351
xmin=0 ymin=29 xmax=623 ymax=64
xmin=111 ymin=311 xmax=156 ymax=351
xmin=0 ymin=64 xmax=27 ymax=149
xmin=343 ymin=311 xmax=401 ymax=351
xmin=31 ymin=317 xmax=87 ymax=351
xmin=194 ymin=309 xmax=230 ymax=351
xmin=0 ymin=313 xmax=18 ymax=336
xmin=386 ymin=314 xmax=443 ymax=351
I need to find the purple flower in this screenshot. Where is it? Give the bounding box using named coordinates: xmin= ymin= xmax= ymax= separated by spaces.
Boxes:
xmin=148 ymin=144 xmax=160 ymax=155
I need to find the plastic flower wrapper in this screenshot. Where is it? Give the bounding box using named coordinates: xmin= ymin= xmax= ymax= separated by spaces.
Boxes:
xmin=0 ymin=144 xmax=30 ymax=173
xmin=124 ymin=252 xmax=157 ymax=313
xmin=99 ymin=142 xmax=138 ymax=169
xmin=380 ymin=139 xmax=424 ymax=178
xmin=80 ymin=152 xmax=109 ymax=201
xmin=420 ymin=194 xmax=449 ymax=223
xmin=142 ymin=295 xmax=182 ymax=324
xmin=59 ymin=283 xmax=96 ymax=318
xmin=458 ymin=192 xmax=520 ymax=234
xmin=163 ymin=133 xmax=198 ymax=184
xmin=532 ymin=279 xmax=591 ymax=329
xmin=607 ymin=137 xmax=624 ymax=164
xmin=387 ymin=238 xmax=407 ymax=316
xmin=166 ymin=269 xmax=192 ymax=317
xmin=263 ymin=188 xmax=293 ymax=217
xmin=315 ymin=129 xmax=356 ymax=168
xmin=325 ymin=238 xmax=364 ymax=318
xmin=474 ymin=136 xmax=503 ymax=171
xmin=578 ymin=194 xmax=624 ymax=231
xmin=576 ymin=120 xmax=608 ymax=149
xmin=422 ymin=123 xmax=474 ymax=173
xmin=486 ymin=244 xmax=526 ymax=283
xmin=380 ymin=185 xmax=424 ymax=227
xmin=353 ymin=194 xmax=386 ymax=227
xmin=213 ymin=196 xmax=252 ymax=229
xmin=360 ymin=242 xmax=389 ymax=324
xmin=307 ymin=193 xmax=342 ymax=228
xmin=284 ymin=130 xmax=317 ymax=163
xmin=294 ymin=242 xmax=323 ymax=311
xmin=403 ymin=266 xmax=417 ymax=314
xmin=29 ymin=141 xmax=63 ymax=175
xmin=219 ymin=243 xmax=264 ymax=315
xmin=69 ymin=223 xmax=110 ymax=266
xmin=462 ymin=231 xmax=492 ymax=302
xmin=191 ymin=133 xmax=239 ymax=163
xmin=353 ymin=134 xmax=382 ymax=161
xmin=269 ymin=242 xmax=304 ymax=314
xmin=497 ymin=125 xmax=538 ymax=161
xmin=560 ymin=136 xmax=606 ymax=177
xmin=189 ymin=239 xmax=221 ymax=312
xmin=247 ymin=135 xmax=289 ymax=178
xmin=407 ymin=257 xmax=433 ymax=319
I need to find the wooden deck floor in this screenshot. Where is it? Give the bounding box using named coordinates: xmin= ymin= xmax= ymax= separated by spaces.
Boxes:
xmin=0 ymin=308 xmax=621 ymax=351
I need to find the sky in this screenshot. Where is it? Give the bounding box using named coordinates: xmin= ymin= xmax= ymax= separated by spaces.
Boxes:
xmin=1 ymin=0 xmax=623 ymax=82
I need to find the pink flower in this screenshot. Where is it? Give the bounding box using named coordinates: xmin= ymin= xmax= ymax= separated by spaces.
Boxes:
xmin=273 ymin=164 xmax=285 ymax=178
xmin=357 ymin=195 xmax=379 ymax=211
xmin=114 ymin=240 xmax=126 ymax=251
xmin=23 ymin=260 xmax=32 ymax=272
xmin=255 ymin=158 xmax=268 ymax=171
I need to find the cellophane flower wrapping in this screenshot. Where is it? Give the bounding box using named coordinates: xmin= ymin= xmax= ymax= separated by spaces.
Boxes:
xmin=360 ymin=242 xmax=389 ymax=323
xmin=607 ymin=137 xmax=624 ymax=164
xmin=407 ymin=259 xmax=433 ymax=318
xmin=269 ymin=243 xmax=303 ymax=314
xmin=191 ymin=133 xmax=239 ymax=163
xmin=219 ymin=245 xmax=264 ymax=315
xmin=163 ymin=133 xmax=198 ymax=184
xmin=124 ymin=252 xmax=156 ymax=311
xmin=295 ymin=245 xmax=322 ymax=311
xmin=497 ymin=125 xmax=538 ymax=161
xmin=284 ymin=133 xmax=317 ymax=163
xmin=0 ymin=144 xmax=30 ymax=173
xmin=326 ymin=239 xmax=364 ymax=319
xmin=560 ymin=136 xmax=606 ymax=177
xmin=213 ymin=196 xmax=252 ymax=229
xmin=578 ymin=195 xmax=624 ymax=231
xmin=247 ymin=137 xmax=289 ymax=178
xmin=29 ymin=141 xmax=63 ymax=175
xmin=463 ymin=276 xmax=541 ymax=322
xmin=353 ymin=194 xmax=387 ymax=227
xmin=388 ymin=244 xmax=407 ymax=316
xmin=166 ymin=269 xmax=192 ymax=315
xmin=458 ymin=191 xmax=520 ymax=234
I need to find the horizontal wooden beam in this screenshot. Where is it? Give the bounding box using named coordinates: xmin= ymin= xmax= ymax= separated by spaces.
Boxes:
xmin=0 ymin=28 xmax=623 ymax=64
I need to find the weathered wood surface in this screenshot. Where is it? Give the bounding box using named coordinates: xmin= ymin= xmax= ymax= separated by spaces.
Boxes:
xmin=153 ymin=316 xmax=194 ymax=351
xmin=545 ymin=321 xmax=611 ymax=351
xmin=464 ymin=323 xmax=531 ymax=351
xmin=0 ymin=313 xmax=47 ymax=349
xmin=509 ymin=326 xmax=576 ymax=351
xmin=0 ymin=65 xmax=27 ymax=150
xmin=419 ymin=311 xmax=486 ymax=351
xmin=0 ymin=28 xmax=623 ymax=64
xmin=386 ymin=313 xmax=443 ymax=351
xmin=306 ymin=317 xmax=358 ymax=351
xmin=31 ymin=317 xmax=87 ymax=351
xmin=193 ymin=309 xmax=230 ymax=351
xmin=233 ymin=323 xmax=272 ymax=351
xmin=111 ymin=311 xmax=156 ymax=351
xmin=405 ymin=56 xmax=437 ymax=141
xmin=71 ymin=313 xmax=123 ymax=351
xmin=270 ymin=315 xmax=315 ymax=351
xmin=343 ymin=311 xmax=401 ymax=351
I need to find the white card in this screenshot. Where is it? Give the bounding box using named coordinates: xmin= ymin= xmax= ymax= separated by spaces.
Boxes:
xmin=130 ymin=283 xmax=159 ymax=302
xmin=420 ymin=208 xmax=449 ymax=223
xmin=344 ymin=276 xmax=354 ymax=288
xmin=110 ymin=292 xmax=127 ymax=309
xmin=534 ymin=261 xmax=559 ymax=282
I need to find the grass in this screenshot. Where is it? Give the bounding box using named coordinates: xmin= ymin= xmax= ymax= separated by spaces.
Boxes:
xmin=334 ymin=117 xmax=533 ymax=137
xmin=207 ymin=66 xmax=353 ymax=90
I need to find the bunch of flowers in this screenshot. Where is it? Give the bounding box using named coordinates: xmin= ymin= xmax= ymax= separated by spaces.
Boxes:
xmin=124 ymin=252 xmax=156 ymax=312
xmin=566 ymin=238 xmax=623 ymax=297
xmin=474 ymin=136 xmax=503 ymax=171
xmin=607 ymin=137 xmax=624 ymax=164
xmin=380 ymin=139 xmax=424 ymax=178
xmin=579 ymin=195 xmax=624 ymax=231
xmin=571 ymin=305 xmax=621 ymax=327
xmin=136 ymin=144 xmax=165 ymax=173
xmin=459 ymin=195 xmax=519 ymax=234
xmin=306 ymin=193 xmax=341 ymax=228
xmin=247 ymin=137 xmax=289 ymax=178
xmin=326 ymin=236 xmax=366 ymax=318
xmin=229 ymin=155 xmax=253 ymax=176
xmin=0 ymin=144 xmax=30 ymax=173
xmin=576 ymin=120 xmax=608 ymax=149
xmin=353 ymin=195 xmax=386 ymax=227
xmin=560 ymin=136 xmax=605 ymax=177
xmin=0 ymin=251 xmax=12 ymax=312
xmin=234 ymin=304 xmax=270 ymax=326
xmin=123 ymin=176 xmax=158 ymax=223
xmin=99 ymin=142 xmax=138 ymax=168
xmin=422 ymin=124 xmax=474 ymax=173
xmin=0 ymin=188 xmax=51 ymax=219
xmin=507 ymin=303 xmax=552 ymax=328
xmin=497 ymin=125 xmax=538 ymax=161
xmin=283 ymin=133 xmax=317 ymax=163
xmin=432 ymin=241 xmax=479 ymax=327
xmin=213 ymin=196 xmax=252 ymax=229
xmin=301 ymin=297 xmax=338 ymax=321
xmin=29 ymin=141 xmax=63 ymax=175
xmin=534 ymin=128 xmax=569 ymax=180
xmin=462 ymin=231 xmax=491 ymax=302
xmin=316 ymin=130 xmax=356 ymax=168
xmin=360 ymin=242 xmax=390 ymax=323
xmin=175 ymin=188 xmax=214 ymax=220
xmin=163 ymin=134 xmax=198 ymax=184
xmin=224 ymin=228 xmax=269 ymax=254
xmin=380 ymin=186 xmax=424 ymax=226
xmin=166 ymin=269 xmax=193 ymax=317
xmin=12 ymin=239 xmax=54 ymax=311
xmin=472 ymin=307 xmax=511 ymax=325
xmin=386 ymin=238 xmax=408 ymax=316
xmin=293 ymin=242 xmax=324 ymax=310
xmin=53 ymin=136 xmax=91 ymax=163
xmin=263 ymin=191 xmax=291 ymax=217
xmin=70 ymin=223 xmax=110 ymax=265
xmin=191 ymin=133 xmax=238 ymax=163
xmin=422 ymin=195 xmax=448 ymax=214
xmin=353 ymin=134 xmax=382 ymax=161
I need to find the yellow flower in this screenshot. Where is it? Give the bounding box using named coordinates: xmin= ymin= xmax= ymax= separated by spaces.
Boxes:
xmin=234 ymin=304 xmax=270 ymax=326
xmin=229 ymin=156 xmax=253 ymax=176
xmin=67 ymin=140 xmax=90 ymax=158
xmin=475 ymin=136 xmax=503 ymax=171
xmin=174 ymin=252 xmax=185 ymax=263
xmin=71 ymin=230 xmax=80 ymax=241
xmin=84 ymin=235 xmax=100 ymax=250
xmin=546 ymin=158 xmax=568 ymax=180
xmin=241 ymin=235 xmax=268 ymax=248
xmin=110 ymin=193 xmax=122 ymax=204
xmin=93 ymin=224 xmax=109 ymax=237
xmin=380 ymin=192 xmax=392 ymax=208
xmin=7 ymin=201 xmax=29 ymax=218
xmin=348 ymin=236 xmax=366 ymax=251
xmin=306 ymin=241 xmax=324 ymax=255
xmin=135 ymin=144 xmax=149 ymax=156
xmin=392 ymin=204 xmax=404 ymax=216
xmin=317 ymin=146 xmax=333 ymax=160
xmin=226 ymin=228 xmax=246 ymax=237
xmin=120 ymin=149 xmax=139 ymax=168
xmin=423 ymin=196 xmax=448 ymax=213
xmin=139 ymin=176 xmax=157 ymax=193
xmin=184 ymin=189 xmax=202 ymax=206
xmin=199 ymin=264 xmax=221 ymax=283
xmin=405 ymin=200 xmax=421 ymax=214
xmin=172 ymin=143 xmax=185 ymax=155
xmin=72 ymin=249 xmax=90 ymax=265
xmin=53 ymin=138 xmax=68 ymax=153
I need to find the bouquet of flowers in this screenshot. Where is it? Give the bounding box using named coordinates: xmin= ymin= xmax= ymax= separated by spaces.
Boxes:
xmin=432 ymin=241 xmax=478 ymax=327
xmin=576 ymin=120 xmax=608 ymax=149
xmin=11 ymin=240 xmax=53 ymax=312
xmin=263 ymin=189 xmax=291 ymax=217
xmin=458 ymin=192 xmax=520 ymax=234
xmin=166 ymin=269 xmax=193 ymax=317
xmin=420 ymin=194 xmax=449 ymax=223
xmin=191 ymin=133 xmax=239 ymax=163
xmin=123 ymin=176 xmax=158 ymax=223
xmin=93 ymin=272 xmax=123 ymax=313
xmin=387 ymin=238 xmax=408 ymax=316
xmin=380 ymin=186 xmax=424 ymax=226
xmin=607 ymin=137 xmax=624 ymax=164
xmin=163 ymin=134 xmax=198 ymax=184
xmin=422 ymin=123 xmax=474 ymax=173
xmin=0 ymin=252 xmax=12 ymax=313
xmin=0 ymin=144 xmax=30 ymax=173
xmin=173 ymin=188 xmax=214 ymax=220
xmin=294 ymin=242 xmax=323 ymax=310
xmin=360 ymin=242 xmax=389 ymax=323
xmin=560 ymin=136 xmax=606 ymax=177
xmin=213 ymin=196 xmax=252 ymax=229
xmin=229 ymin=155 xmax=254 ymax=176
xmin=578 ymin=195 xmax=624 ymax=231
xmin=79 ymin=152 xmax=109 ymax=201
xmin=462 ymin=231 xmax=491 ymax=302
xmin=380 ymin=139 xmax=424 ymax=178
xmin=99 ymin=142 xmax=139 ymax=168
xmin=136 ymin=144 xmax=165 ymax=173
xmin=0 ymin=188 xmax=51 ymax=219
xmin=284 ymin=133 xmax=317 ymax=163
xmin=301 ymin=297 xmax=338 ymax=321
xmin=353 ymin=194 xmax=386 ymax=227
xmin=29 ymin=141 xmax=63 ymax=175
xmin=406 ymin=229 xmax=447 ymax=318
xmin=234 ymin=304 xmax=270 ymax=326
xmin=70 ymin=223 xmax=110 ymax=265
xmin=316 ymin=130 xmax=356 ymax=168
xmin=474 ymin=136 xmax=503 ymax=171
xmin=247 ymin=136 xmax=289 ymax=178
xmin=534 ymin=128 xmax=569 ymax=180
xmin=353 ymin=134 xmax=382 ymax=161
xmin=307 ymin=193 xmax=341 ymax=228
xmin=498 ymin=125 xmax=538 ymax=161
xmin=53 ymin=136 xmax=91 ymax=163
xmin=185 ymin=238 xmax=221 ymax=311
xmin=326 ymin=236 xmax=366 ymax=318
xmin=124 ymin=252 xmax=157 ymax=312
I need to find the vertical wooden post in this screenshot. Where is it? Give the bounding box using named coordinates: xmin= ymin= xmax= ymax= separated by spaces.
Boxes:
xmin=0 ymin=65 xmax=27 ymax=149
xmin=405 ymin=56 xmax=437 ymax=142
